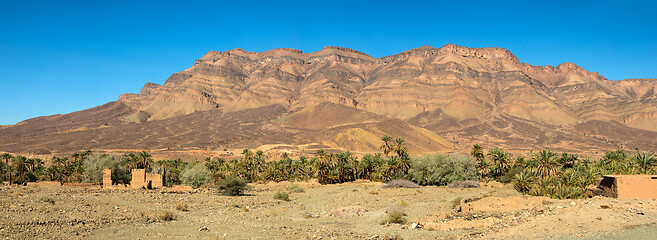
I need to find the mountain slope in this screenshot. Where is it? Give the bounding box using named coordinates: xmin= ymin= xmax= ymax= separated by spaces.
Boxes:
xmin=1 ymin=44 xmax=656 ymax=156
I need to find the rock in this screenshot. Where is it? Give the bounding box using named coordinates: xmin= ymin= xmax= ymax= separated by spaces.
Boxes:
xmin=410 ymin=222 xmax=418 ymax=230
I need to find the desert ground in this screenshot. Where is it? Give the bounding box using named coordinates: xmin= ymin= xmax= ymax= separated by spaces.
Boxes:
xmin=1 ymin=181 xmax=656 ymax=240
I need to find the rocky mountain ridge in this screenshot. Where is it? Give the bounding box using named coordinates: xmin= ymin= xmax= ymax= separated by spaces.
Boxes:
xmin=2 ymin=44 xmax=656 ymax=157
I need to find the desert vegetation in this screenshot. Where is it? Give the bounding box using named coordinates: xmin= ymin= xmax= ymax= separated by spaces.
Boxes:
xmin=2 ymin=136 xmax=655 ymax=200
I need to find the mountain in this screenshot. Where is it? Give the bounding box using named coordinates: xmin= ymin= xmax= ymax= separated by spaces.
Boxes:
xmin=2 ymin=44 xmax=656 ymax=157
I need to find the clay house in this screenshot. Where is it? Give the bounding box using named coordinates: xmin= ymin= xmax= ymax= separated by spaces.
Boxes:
xmin=102 ymin=168 xmax=165 ymax=189
xmin=598 ymin=175 xmax=657 ymax=199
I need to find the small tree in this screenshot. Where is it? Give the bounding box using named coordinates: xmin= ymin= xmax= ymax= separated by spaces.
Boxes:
xmin=217 ymin=176 xmax=248 ymax=196
xmin=181 ymin=164 xmax=211 ymax=188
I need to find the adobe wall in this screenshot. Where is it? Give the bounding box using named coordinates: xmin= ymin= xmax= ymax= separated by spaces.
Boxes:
xmin=146 ymin=173 xmax=163 ymax=188
xmin=131 ymin=169 xmax=146 ymax=189
xmin=103 ymin=169 xmax=112 ymax=187
xmin=103 ymin=168 xmax=164 ymax=189
xmin=600 ymin=175 xmax=657 ymax=199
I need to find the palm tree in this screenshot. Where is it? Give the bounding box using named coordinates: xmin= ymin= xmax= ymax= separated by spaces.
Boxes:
xmin=634 ymin=151 xmax=656 ymax=174
xmin=513 ymin=169 xmax=535 ymax=194
xmin=487 ymin=148 xmax=511 ymax=178
xmin=379 ymin=135 xmax=393 ymax=158
xmin=314 ymin=150 xmax=334 ymax=184
xmin=393 ymin=138 xmax=407 ymax=157
xmin=558 ymin=153 xmax=578 ymax=169
xmin=533 ymin=149 xmax=558 ymax=179
xmin=1 ymin=153 xmax=12 ymax=184
xmin=12 ymin=156 xmax=28 ymax=184
xmin=136 ymin=151 xmax=153 ymax=170
xmin=471 ymin=144 xmax=488 ymax=178
xmin=470 ymin=144 xmax=484 ymax=162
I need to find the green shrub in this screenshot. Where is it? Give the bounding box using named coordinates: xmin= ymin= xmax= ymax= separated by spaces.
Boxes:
xmin=217 ymin=177 xmax=248 ymax=196
xmin=380 ymin=211 xmax=407 ymax=225
xmin=407 ymin=154 xmax=478 ymax=186
xmin=181 ymin=164 xmax=211 ymax=188
xmin=82 ymin=154 xmax=131 ymax=184
xmin=40 ymin=196 xmax=55 ymax=204
xmin=287 ymin=184 xmax=305 ymax=193
xmin=273 ymin=191 xmax=290 ymax=201
xmin=500 ymin=166 xmax=524 ymax=183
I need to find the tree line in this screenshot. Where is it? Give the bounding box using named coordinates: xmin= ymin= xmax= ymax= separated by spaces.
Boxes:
xmin=1 ymin=137 xmax=655 ymax=200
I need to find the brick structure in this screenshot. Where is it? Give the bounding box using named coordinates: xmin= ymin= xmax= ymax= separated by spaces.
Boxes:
xmin=131 ymin=169 xmax=146 ymax=188
xmin=146 ymin=172 xmax=164 ymax=188
xmin=103 ymin=168 xmax=164 ymax=189
xmin=599 ymin=175 xmax=657 ymax=199
xmin=102 ymin=169 xmax=112 ymax=187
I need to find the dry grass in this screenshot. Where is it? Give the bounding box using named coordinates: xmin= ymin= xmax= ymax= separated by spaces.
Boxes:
xmin=273 ymin=191 xmax=290 ymax=201
xmin=175 ymin=203 xmax=189 ymax=211
xmin=380 ymin=211 xmax=407 ymax=225
xmin=39 ymin=196 xmax=55 ymax=204
xmin=159 ymin=211 xmax=176 ymax=221
xmin=451 ymin=197 xmax=463 ymax=209
xmin=287 ymin=185 xmax=304 ymax=193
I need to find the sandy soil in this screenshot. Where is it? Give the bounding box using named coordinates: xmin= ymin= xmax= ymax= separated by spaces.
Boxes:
xmin=1 ymin=181 xmax=656 ymax=239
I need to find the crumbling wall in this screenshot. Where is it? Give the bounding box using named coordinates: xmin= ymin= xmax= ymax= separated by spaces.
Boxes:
xmin=131 ymin=169 xmax=146 ymax=189
xmin=146 ymin=172 xmax=163 ymax=188
xmin=102 ymin=169 xmax=112 ymax=187
xmin=599 ymin=176 xmax=617 ymax=198
xmin=103 ymin=168 xmax=163 ymax=189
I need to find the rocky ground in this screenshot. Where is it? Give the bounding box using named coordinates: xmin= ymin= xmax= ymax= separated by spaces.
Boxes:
xmin=1 ymin=181 xmax=656 ymax=239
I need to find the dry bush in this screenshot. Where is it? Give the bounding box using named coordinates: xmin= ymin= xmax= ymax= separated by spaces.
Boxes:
xmin=138 ymin=210 xmax=148 ymax=217
xmin=287 ymin=184 xmax=304 ymax=193
xmin=175 ymin=203 xmax=189 ymax=211
xmin=383 ymin=179 xmax=420 ymax=189
xmin=447 ymin=180 xmax=480 ymax=188
xmin=159 ymin=211 xmax=176 ymax=221
xmin=380 ymin=211 xmax=407 ymax=225
xmin=273 ymin=191 xmax=290 ymax=201
xmin=382 ymin=235 xmax=404 ymax=240
xmin=451 ymin=197 xmax=463 ymax=209
xmin=39 ymin=196 xmax=55 ymax=204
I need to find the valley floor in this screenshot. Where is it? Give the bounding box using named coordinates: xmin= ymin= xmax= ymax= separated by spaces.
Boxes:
xmin=1 ymin=181 xmax=656 ymax=239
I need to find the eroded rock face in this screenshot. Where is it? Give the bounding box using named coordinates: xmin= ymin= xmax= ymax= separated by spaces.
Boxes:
xmin=121 ymin=44 xmax=657 ymax=131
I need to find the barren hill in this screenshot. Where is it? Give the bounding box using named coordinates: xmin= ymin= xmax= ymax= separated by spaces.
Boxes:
xmin=2 ymin=44 xmax=656 ymax=157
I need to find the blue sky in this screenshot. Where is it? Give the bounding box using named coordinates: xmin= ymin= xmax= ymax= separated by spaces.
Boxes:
xmin=1 ymin=0 xmax=656 ymax=125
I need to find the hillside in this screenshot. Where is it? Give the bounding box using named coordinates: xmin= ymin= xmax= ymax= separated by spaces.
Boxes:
xmin=1 ymin=44 xmax=656 ymax=157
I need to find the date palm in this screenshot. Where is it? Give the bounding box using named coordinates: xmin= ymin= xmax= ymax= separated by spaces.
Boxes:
xmin=533 ymin=149 xmax=558 ymax=179
xmin=1 ymin=153 xmax=12 ymax=184
xmin=634 ymin=151 xmax=656 ymax=174
xmin=487 ymin=148 xmax=511 ymax=178
xmin=393 ymin=138 xmax=407 ymax=157
xmin=379 ymin=135 xmax=393 ymax=158
xmin=513 ymin=169 xmax=535 ymax=194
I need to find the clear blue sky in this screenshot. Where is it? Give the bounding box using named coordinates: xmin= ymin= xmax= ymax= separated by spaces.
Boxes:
xmin=1 ymin=0 xmax=656 ymax=125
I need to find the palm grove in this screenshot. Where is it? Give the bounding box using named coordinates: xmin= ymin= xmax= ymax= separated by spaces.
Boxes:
xmin=1 ymin=136 xmax=656 ymax=199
